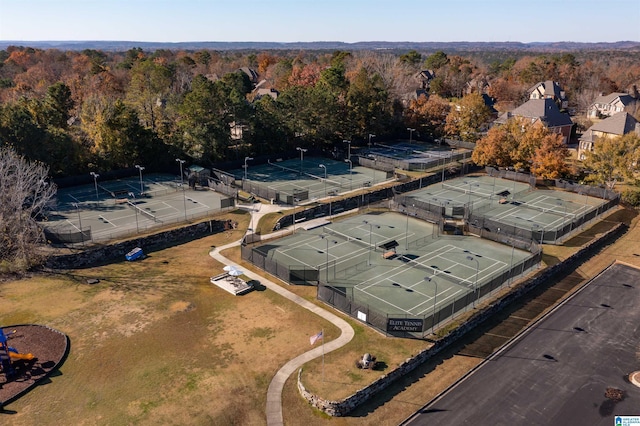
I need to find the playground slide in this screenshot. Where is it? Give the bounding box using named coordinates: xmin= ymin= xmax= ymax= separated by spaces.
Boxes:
xmin=9 ymin=352 xmax=35 ymax=361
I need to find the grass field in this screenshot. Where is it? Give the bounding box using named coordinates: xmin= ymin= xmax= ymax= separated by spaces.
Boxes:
xmin=0 ymin=209 xmax=426 ymax=425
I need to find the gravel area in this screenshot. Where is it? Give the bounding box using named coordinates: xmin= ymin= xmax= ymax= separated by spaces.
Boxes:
xmin=0 ymin=325 xmax=69 ymax=406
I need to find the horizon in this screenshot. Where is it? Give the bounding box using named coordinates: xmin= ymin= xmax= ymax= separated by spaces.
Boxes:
xmin=0 ymin=0 xmax=638 ymax=44
xmin=1 ymin=39 xmax=639 ymax=44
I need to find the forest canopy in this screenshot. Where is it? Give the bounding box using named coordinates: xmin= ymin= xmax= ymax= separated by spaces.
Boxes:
xmin=1 ymin=45 xmax=639 ymax=178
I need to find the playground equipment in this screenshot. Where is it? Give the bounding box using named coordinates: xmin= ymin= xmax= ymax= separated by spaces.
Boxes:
xmin=1 ymin=328 xmax=35 ymax=379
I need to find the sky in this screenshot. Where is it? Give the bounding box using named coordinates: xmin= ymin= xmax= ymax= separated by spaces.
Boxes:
xmin=1 ymin=0 xmax=639 ymax=43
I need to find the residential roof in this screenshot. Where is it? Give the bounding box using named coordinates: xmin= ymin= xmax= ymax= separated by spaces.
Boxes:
xmin=591 ymin=92 xmax=636 ymax=106
xmin=528 ymin=80 xmax=564 ymax=99
xmin=495 ymin=98 xmax=573 ymax=127
xmin=581 ymin=112 xmax=639 ymax=139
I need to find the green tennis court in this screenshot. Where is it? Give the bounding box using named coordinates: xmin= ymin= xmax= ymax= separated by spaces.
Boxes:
xmin=260 ymin=212 xmax=536 ymax=333
xmin=42 ymin=173 xmax=233 ymax=243
xmin=234 ymin=156 xmax=392 ymax=202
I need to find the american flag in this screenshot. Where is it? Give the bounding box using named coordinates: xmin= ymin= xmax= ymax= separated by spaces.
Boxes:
xmin=309 ymin=331 xmax=323 ymax=345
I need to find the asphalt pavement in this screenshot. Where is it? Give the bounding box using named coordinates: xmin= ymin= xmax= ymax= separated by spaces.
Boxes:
xmin=402 ymin=262 xmax=640 ymax=426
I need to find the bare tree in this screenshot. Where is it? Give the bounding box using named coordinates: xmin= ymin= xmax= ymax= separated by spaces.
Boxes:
xmin=357 ymin=52 xmax=416 ymax=100
xmin=0 ymin=147 xmax=57 ymax=271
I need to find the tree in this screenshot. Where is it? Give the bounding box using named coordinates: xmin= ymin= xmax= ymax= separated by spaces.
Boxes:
xmin=126 ymin=59 xmax=174 ymax=132
xmin=583 ymin=133 xmax=640 ymax=188
xmin=472 ymin=123 xmax=517 ymax=168
xmin=530 ymin=133 xmax=570 ymax=179
xmin=424 ymin=51 xmax=449 ymax=70
xmin=399 ymin=50 xmax=422 ymax=66
xmin=473 ymin=118 xmax=569 ymax=178
xmin=445 ymin=92 xmax=493 ymax=142
xmin=177 ymin=75 xmax=229 ymax=162
xmin=346 ymin=67 xmax=388 ymax=137
xmin=0 ymin=146 xmax=57 ymax=271
xmin=44 ymin=82 xmax=74 ymax=129
xmin=404 ymin=94 xmax=450 ymax=139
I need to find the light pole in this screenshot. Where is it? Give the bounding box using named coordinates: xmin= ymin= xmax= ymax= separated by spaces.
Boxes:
xmin=425 ymin=276 xmax=438 ymax=333
xmin=72 ymin=202 xmax=84 ymax=246
xmin=532 ymin=224 xmax=544 ymax=245
xmin=404 ymin=204 xmax=414 ymax=250
xmin=90 ymin=172 xmax=100 ymax=202
xmin=244 ymin=156 xmax=253 ymax=182
xmin=580 ymin=191 xmax=589 ymax=229
xmin=176 ymin=159 xmax=187 ymax=220
xmin=175 ymin=158 xmax=186 ymax=187
xmin=344 ymin=159 xmax=352 ymax=190
xmin=319 ymin=164 xmax=327 ymax=196
xmin=292 ymin=194 xmax=300 ymax=233
xmin=135 ymin=165 xmax=145 ymax=194
xmin=296 ymin=147 xmax=307 ymax=176
xmin=368 ymin=134 xmax=376 ymax=149
xmin=508 ymin=241 xmax=515 ymax=286
xmin=128 ymin=192 xmax=139 ymax=233
xmin=407 ymin=128 xmax=415 ymax=143
xmin=363 ymin=220 xmax=380 ymax=265
xmin=319 ymin=235 xmax=337 ymax=282
xmin=343 ymin=140 xmax=351 ymax=160
xmin=465 ymin=182 xmax=479 ymax=207
xmin=466 ymin=255 xmax=480 ymax=308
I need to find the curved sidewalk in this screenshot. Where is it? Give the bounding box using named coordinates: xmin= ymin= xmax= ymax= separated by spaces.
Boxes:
xmin=209 ymin=205 xmax=354 ymax=426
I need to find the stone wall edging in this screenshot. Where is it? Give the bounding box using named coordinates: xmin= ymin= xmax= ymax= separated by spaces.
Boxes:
xmin=298 ymin=222 xmax=627 ymax=416
xmin=44 ymin=219 xmax=230 ymax=269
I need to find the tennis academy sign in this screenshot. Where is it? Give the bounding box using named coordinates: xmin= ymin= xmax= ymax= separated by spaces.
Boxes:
xmin=387 ymin=318 xmax=424 ymax=332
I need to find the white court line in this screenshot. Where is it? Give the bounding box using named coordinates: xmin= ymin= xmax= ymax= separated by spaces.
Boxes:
xmin=99 ymin=216 xmax=116 ymax=227
xmin=354 ymin=285 xmax=412 ymax=314
xmin=185 ymin=197 xmax=209 ymax=209
xmin=415 ymin=288 xmax=465 ymax=316
xmin=357 ymin=244 xmax=458 ymax=291
xmin=66 ymin=219 xmax=81 ymax=232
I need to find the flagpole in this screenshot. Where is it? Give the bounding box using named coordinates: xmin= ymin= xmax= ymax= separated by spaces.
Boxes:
xmin=322 ymin=328 xmax=325 ymax=383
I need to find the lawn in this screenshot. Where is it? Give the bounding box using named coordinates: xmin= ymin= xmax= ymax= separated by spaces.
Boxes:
xmin=0 ymin=210 xmax=426 ymax=425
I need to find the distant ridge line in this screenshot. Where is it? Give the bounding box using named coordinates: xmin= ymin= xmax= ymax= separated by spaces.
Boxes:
xmin=1 ymin=40 xmax=639 ymax=52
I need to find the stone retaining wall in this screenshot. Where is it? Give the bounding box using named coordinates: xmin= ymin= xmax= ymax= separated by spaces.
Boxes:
xmin=298 ymin=222 xmax=627 ymax=416
xmin=45 ymin=219 xmax=231 ymax=269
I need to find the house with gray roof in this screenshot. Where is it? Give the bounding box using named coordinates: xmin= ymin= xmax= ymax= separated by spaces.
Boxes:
xmin=578 ymin=112 xmax=640 ymax=160
xmin=587 ymin=92 xmax=639 ymax=118
xmin=494 ymin=98 xmax=574 ymax=143
xmin=414 ymin=70 xmax=436 ymax=89
xmin=528 ymin=81 xmax=568 ymax=110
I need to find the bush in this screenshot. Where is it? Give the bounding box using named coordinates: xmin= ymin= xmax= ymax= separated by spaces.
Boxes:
xmin=621 ymin=189 xmax=640 ymax=207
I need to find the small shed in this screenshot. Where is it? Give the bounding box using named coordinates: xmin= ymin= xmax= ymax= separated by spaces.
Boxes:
xmin=187 ymin=165 xmax=211 ymax=188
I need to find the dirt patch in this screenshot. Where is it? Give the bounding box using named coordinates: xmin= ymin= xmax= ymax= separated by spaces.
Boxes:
xmin=169 ymin=301 xmax=195 ymax=313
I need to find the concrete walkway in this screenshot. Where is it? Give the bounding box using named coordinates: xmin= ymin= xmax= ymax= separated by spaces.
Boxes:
xmin=209 ymin=202 xmax=355 ymax=426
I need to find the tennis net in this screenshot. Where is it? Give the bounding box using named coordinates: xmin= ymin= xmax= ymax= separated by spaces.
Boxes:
xmin=268 ymin=160 xmax=343 ymax=187
xmin=323 ymin=227 xmax=371 ymax=250
xmin=127 ymin=201 xmax=162 ymax=223
xmin=517 ymin=201 xmax=564 ymax=216
xmin=98 ymin=184 xmax=116 ymax=198
xmin=442 ymin=182 xmax=492 ymax=198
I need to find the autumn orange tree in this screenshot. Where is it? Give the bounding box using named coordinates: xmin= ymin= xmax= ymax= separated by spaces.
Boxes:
xmin=404 ymin=94 xmax=450 ymax=139
xmin=583 ymin=133 xmax=640 ymax=188
xmin=473 ymin=118 xmax=569 ymax=178
xmin=445 ymin=92 xmax=493 ymax=142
